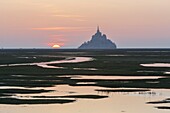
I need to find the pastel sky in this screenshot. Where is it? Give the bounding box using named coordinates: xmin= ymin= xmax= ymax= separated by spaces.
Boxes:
xmin=1 ymin=0 xmax=170 ymax=48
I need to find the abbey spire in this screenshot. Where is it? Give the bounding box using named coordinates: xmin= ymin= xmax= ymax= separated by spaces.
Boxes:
xmin=97 ymin=26 xmax=100 ymax=33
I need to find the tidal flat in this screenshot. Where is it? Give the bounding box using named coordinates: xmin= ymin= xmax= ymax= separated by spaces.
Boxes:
xmin=0 ymin=49 xmax=170 ymax=113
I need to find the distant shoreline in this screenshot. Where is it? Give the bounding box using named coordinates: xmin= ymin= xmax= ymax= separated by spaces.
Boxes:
xmin=1 ymin=48 xmax=170 ymax=50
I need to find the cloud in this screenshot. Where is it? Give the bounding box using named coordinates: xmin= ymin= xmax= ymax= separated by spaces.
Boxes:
xmin=74 ymin=19 xmax=87 ymax=22
xmin=47 ymin=42 xmax=65 ymax=47
xmin=52 ymin=14 xmax=87 ymax=21
xmin=32 ymin=27 xmax=92 ymax=31
xmin=52 ymin=14 xmax=84 ymax=18
xmin=49 ymin=34 xmax=65 ymax=37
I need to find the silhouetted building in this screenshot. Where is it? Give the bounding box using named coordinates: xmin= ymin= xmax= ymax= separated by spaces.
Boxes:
xmin=78 ymin=27 xmax=117 ymax=49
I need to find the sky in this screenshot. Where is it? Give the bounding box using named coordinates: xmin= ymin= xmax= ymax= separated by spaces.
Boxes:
xmin=1 ymin=0 xmax=170 ymax=48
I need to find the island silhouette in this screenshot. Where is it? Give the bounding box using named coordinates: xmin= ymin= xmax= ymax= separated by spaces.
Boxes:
xmin=78 ymin=26 xmax=117 ymax=49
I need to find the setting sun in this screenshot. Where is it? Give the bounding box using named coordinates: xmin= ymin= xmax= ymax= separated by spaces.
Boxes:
xmin=52 ymin=44 xmax=60 ymax=48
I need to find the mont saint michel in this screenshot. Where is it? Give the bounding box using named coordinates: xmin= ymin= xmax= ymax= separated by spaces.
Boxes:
xmin=78 ymin=27 xmax=117 ymax=49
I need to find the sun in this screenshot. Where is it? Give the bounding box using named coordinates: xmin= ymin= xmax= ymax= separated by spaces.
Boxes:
xmin=52 ymin=44 xmax=60 ymax=48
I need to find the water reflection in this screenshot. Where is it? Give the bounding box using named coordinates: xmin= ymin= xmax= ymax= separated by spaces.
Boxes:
xmin=0 ymin=74 xmax=170 ymax=113
xmin=141 ymin=63 xmax=170 ymax=67
xmin=73 ymin=68 xmax=97 ymax=71
xmin=0 ymin=57 xmax=93 ymax=69
xmin=1 ymin=84 xmax=170 ymax=113
xmin=64 ymin=75 xmax=163 ymax=80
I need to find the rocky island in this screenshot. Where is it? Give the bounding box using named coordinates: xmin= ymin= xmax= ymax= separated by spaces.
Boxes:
xmin=78 ymin=27 xmax=117 ymax=49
